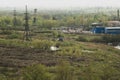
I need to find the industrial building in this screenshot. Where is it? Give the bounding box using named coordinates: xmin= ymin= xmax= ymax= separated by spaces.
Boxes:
xmin=92 ymin=27 xmax=120 ymax=34
xmin=92 ymin=27 xmax=105 ymax=34
xmin=105 ymin=27 xmax=120 ymax=34
xmin=91 ymin=22 xmax=120 ymax=34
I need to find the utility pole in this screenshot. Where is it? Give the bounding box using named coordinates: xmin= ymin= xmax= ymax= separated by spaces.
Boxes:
xmin=13 ymin=9 xmax=17 ymax=28
xmin=33 ymin=8 xmax=37 ymax=25
xmin=24 ymin=5 xmax=30 ymax=41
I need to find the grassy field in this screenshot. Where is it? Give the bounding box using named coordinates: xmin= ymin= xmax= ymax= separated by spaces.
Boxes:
xmin=0 ymin=30 xmax=120 ymax=80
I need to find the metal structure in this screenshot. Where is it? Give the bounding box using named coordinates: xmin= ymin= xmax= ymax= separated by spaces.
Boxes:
xmin=13 ymin=9 xmax=17 ymax=27
xmin=24 ymin=5 xmax=31 ymax=41
xmin=117 ymin=9 xmax=119 ymax=21
xmin=33 ymin=8 xmax=37 ymax=24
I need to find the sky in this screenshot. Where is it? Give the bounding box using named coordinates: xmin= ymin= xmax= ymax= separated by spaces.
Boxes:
xmin=0 ymin=0 xmax=120 ymax=9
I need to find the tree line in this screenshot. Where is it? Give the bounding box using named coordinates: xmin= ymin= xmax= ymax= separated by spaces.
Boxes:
xmin=0 ymin=9 xmax=118 ymax=30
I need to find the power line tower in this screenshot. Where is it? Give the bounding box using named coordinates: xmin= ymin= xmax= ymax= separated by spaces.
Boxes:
xmin=13 ymin=9 xmax=17 ymax=28
xmin=33 ymin=8 xmax=37 ymax=25
xmin=117 ymin=9 xmax=120 ymax=21
xmin=24 ymin=5 xmax=31 ymax=41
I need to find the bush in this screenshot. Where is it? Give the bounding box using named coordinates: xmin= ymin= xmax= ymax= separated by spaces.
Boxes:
xmin=101 ymin=65 xmax=120 ymax=80
xmin=102 ymin=35 xmax=120 ymax=43
xmin=76 ymin=36 xmax=87 ymax=42
xmin=52 ymin=31 xmax=59 ymax=38
xmin=7 ymin=33 xmax=22 ymax=39
xmin=55 ymin=61 xmax=74 ymax=80
xmin=32 ymin=40 xmax=54 ymax=50
xmin=90 ymin=37 xmax=103 ymax=43
xmin=22 ymin=64 xmax=51 ymax=80
xmin=80 ymin=65 xmax=101 ymax=80
xmin=0 ymin=39 xmax=30 ymax=47
xmin=0 ymin=74 xmax=7 ymax=80
xmin=52 ymin=31 xmax=64 ymax=38
xmin=89 ymin=35 xmax=120 ymax=44
xmin=55 ymin=41 xmax=74 ymax=47
xmin=0 ymin=30 xmax=12 ymax=35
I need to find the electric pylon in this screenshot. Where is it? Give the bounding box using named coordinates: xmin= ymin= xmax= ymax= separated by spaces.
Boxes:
xmin=24 ymin=5 xmax=31 ymax=41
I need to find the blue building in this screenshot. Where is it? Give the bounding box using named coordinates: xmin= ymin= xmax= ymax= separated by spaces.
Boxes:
xmin=92 ymin=27 xmax=105 ymax=34
xmin=91 ymin=27 xmax=120 ymax=34
xmin=91 ymin=23 xmax=105 ymax=34
xmin=105 ymin=27 xmax=120 ymax=34
xmin=91 ymin=22 xmax=120 ymax=34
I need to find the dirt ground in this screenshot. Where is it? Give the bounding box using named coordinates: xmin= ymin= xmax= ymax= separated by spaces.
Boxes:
xmin=0 ymin=45 xmax=61 ymax=68
xmin=0 ymin=44 xmax=63 ymax=77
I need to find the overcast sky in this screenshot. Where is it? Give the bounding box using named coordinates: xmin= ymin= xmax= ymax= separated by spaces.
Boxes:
xmin=0 ymin=0 xmax=120 ymax=9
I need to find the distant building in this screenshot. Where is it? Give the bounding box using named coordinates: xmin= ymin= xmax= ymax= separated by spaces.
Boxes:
xmin=92 ymin=27 xmax=120 ymax=34
xmin=91 ymin=22 xmax=105 ymax=34
xmin=105 ymin=27 xmax=120 ymax=34
xmin=91 ymin=22 xmax=120 ymax=34
xmin=92 ymin=27 xmax=105 ymax=34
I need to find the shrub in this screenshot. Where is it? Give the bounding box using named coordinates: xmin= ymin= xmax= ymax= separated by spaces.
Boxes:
xmin=102 ymin=35 xmax=120 ymax=43
xmin=22 ymin=64 xmax=51 ymax=80
xmin=7 ymin=33 xmax=22 ymax=39
xmin=89 ymin=35 xmax=120 ymax=44
xmin=101 ymin=65 xmax=120 ymax=80
xmin=0 ymin=39 xmax=30 ymax=47
xmin=81 ymin=65 xmax=101 ymax=80
xmin=55 ymin=61 xmax=74 ymax=80
xmin=0 ymin=30 xmax=12 ymax=35
xmin=76 ymin=36 xmax=87 ymax=42
xmin=90 ymin=37 xmax=103 ymax=43
xmin=55 ymin=41 xmax=74 ymax=47
xmin=32 ymin=40 xmax=54 ymax=50
xmin=57 ymin=33 xmax=64 ymax=38
xmin=52 ymin=31 xmax=59 ymax=38
xmin=0 ymin=74 xmax=7 ymax=80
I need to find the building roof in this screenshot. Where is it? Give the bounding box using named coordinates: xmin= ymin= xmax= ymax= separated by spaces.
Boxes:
xmin=91 ymin=22 xmax=103 ymax=26
xmin=105 ymin=27 xmax=120 ymax=29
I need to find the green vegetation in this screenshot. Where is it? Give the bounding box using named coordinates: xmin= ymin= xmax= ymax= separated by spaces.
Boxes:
xmin=76 ymin=34 xmax=120 ymax=45
xmin=22 ymin=64 xmax=51 ymax=80
xmin=0 ymin=33 xmax=120 ymax=80
xmin=0 ymin=8 xmax=120 ymax=80
xmin=0 ymin=7 xmax=118 ymax=31
xmin=55 ymin=61 xmax=75 ymax=80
